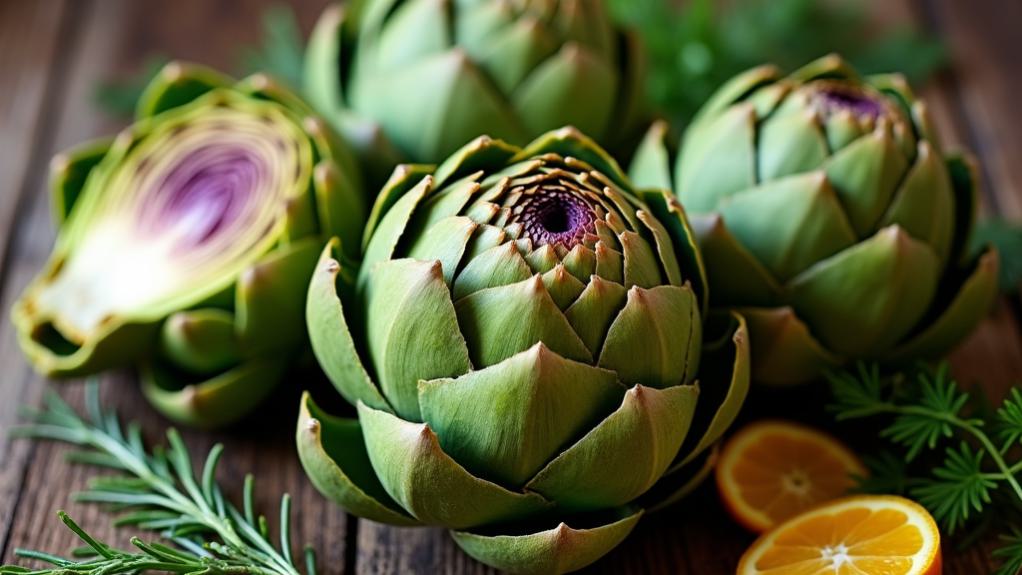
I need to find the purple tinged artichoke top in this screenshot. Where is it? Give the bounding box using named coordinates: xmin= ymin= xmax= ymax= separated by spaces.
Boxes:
xmin=303 ymin=0 xmax=646 ymax=184
xmin=298 ymin=127 xmax=750 ymax=574
xmin=12 ymin=62 xmax=366 ymax=427
xmin=629 ymin=54 xmax=1000 ymax=384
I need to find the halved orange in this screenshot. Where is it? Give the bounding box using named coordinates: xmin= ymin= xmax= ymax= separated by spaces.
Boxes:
xmin=717 ymin=420 xmax=866 ymax=532
xmin=738 ymin=495 xmax=942 ymax=575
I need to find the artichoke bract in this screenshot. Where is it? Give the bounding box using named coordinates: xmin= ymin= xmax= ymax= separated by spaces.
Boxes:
xmin=298 ymin=127 xmax=749 ymax=574
xmin=303 ymin=0 xmax=646 ymax=185
xmin=12 ymin=62 xmax=366 ymax=427
xmin=630 ymin=55 xmax=1000 ymax=385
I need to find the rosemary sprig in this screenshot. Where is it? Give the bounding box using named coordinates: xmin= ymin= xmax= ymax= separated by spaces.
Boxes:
xmin=2 ymin=383 xmax=316 ymax=575
xmin=828 ymin=363 xmax=1022 ymax=575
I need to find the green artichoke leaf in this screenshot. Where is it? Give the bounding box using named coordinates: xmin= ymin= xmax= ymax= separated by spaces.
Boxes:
xmin=787 ymin=53 xmax=860 ymax=84
xmin=561 ymin=243 xmax=597 ymax=282
xmin=365 ymin=258 xmax=472 ymax=421
xmin=527 ymin=244 xmax=560 ymax=275
xmin=363 ymin=163 xmax=436 ymax=249
xmin=823 ymin=125 xmax=909 ymax=236
xmin=639 ymin=443 xmax=719 ymax=512
xmin=313 ymin=160 xmax=367 ymax=260
xmin=474 ymin=13 xmax=559 ymax=94
xmin=716 ymin=172 xmax=858 ymax=282
xmin=418 ymin=343 xmax=623 ymax=489
xmin=351 ymin=51 xmax=526 ymax=162
xmin=673 ymin=311 xmax=750 ymax=470
xmin=618 ymin=230 xmax=662 ymax=289
xmin=889 ymin=248 xmax=999 ymax=361
xmin=511 ymin=44 xmax=617 ymax=141
xmin=307 ymin=239 xmax=391 ymax=413
xmin=737 ymin=306 xmax=843 ymax=386
xmin=687 ymin=213 xmax=782 ymax=307
xmin=303 ymin=4 xmax=346 ymax=118
xmin=434 ymin=135 xmax=520 ymax=188
xmin=135 ymin=61 xmax=232 ymax=119
xmin=295 ymin=392 xmax=420 ymax=525
xmin=141 ymin=358 xmax=286 ymax=429
xmin=450 ymin=507 xmax=643 ymax=575
xmin=593 ymin=242 xmax=624 ymax=284
xmin=878 ymin=141 xmax=955 ymax=263
xmin=158 ymin=309 xmax=240 ymax=375
xmin=946 ymin=153 xmax=981 ymax=267
xmin=463 ymin=223 xmax=509 ymax=260
xmin=236 ymin=237 xmax=323 ymax=355
xmin=756 ymin=109 xmax=829 ymax=181
xmin=686 ymin=64 xmax=780 ymax=132
xmin=628 ymin=121 xmax=673 ymax=192
xmin=406 ymin=215 xmax=478 ymax=285
xmin=526 ymin=383 xmax=698 ymax=511
xmin=822 ymin=106 xmax=866 ymax=152
xmin=639 ymin=190 xmax=708 ymax=311
xmin=676 ymin=103 xmax=757 ymax=213
xmin=453 ymin=240 xmax=534 ymax=300
xmin=597 ymin=285 xmax=701 ymax=389
xmin=49 ymin=137 xmax=114 ymax=225
xmin=788 ymin=225 xmax=940 ymax=357
xmin=368 ymin=0 xmax=450 ymax=73
xmin=456 ymin=275 xmax=592 ymax=367
xmin=563 ymin=275 xmax=628 ymax=355
xmin=541 ymin=265 xmax=586 ymax=310
xmin=511 ymin=127 xmax=630 ymax=190
xmin=455 ymin=0 xmax=518 ymax=57
xmin=359 ymin=173 xmax=434 ymax=286
xmin=357 ymin=401 xmax=552 ymax=529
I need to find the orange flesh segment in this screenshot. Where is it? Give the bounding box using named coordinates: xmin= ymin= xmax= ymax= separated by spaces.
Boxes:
xmin=718 ymin=420 xmax=865 ymax=531
xmin=739 ymin=495 xmax=940 ymax=575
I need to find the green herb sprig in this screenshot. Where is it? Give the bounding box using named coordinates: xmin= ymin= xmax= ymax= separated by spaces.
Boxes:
xmin=828 ymin=363 xmax=1022 ymax=575
xmin=1 ymin=383 xmax=316 ymax=575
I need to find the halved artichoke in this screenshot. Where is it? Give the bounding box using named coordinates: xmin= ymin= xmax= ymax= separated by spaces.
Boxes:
xmin=303 ymin=0 xmax=646 ymax=185
xmin=630 ymin=54 xmax=1000 ymax=385
xmin=298 ymin=127 xmax=749 ymax=573
xmin=12 ymin=62 xmax=366 ymax=427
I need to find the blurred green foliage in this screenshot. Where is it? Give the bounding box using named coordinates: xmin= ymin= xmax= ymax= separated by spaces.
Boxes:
xmin=237 ymin=4 xmax=305 ymax=90
xmin=608 ymin=0 xmax=947 ymax=128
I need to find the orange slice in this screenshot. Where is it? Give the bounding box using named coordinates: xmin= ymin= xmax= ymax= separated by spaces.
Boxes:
xmin=717 ymin=420 xmax=866 ymax=532
xmin=738 ymin=495 xmax=942 ymax=575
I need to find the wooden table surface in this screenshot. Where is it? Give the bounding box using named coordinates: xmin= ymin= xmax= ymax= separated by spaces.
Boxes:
xmin=0 ymin=0 xmax=1019 ymax=573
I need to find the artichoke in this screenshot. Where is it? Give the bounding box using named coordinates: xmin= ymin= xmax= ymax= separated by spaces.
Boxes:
xmin=12 ymin=62 xmax=366 ymax=427
xmin=630 ymin=55 xmax=1000 ymax=385
xmin=303 ymin=0 xmax=646 ymax=184
xmin=297 ymin=127 xmax=750 ymax=574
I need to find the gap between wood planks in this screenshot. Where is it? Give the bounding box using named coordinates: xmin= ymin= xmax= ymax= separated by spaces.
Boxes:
xmin=0 ymin=0 xmax=87 ymax=560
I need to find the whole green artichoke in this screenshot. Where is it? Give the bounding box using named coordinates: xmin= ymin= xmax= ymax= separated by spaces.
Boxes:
xmin=630 ymin=55 xmax=1000 ymax=385
xmin=298 ymin=128 xmax=749 ymax=574
xmin=12 ymin=62 xmax=366 ymax=427
xmin=303 ymin=0 xmax=646 ymax=184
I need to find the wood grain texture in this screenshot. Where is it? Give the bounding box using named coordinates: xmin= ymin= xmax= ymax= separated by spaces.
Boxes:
xmin=0 ymin=0 xmax=1019 ymax=573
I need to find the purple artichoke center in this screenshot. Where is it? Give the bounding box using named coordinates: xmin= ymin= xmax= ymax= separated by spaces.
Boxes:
xmin=516 ymin=190 xmax=596 ymax=248
xmin=813 ymin=85 xmax=886 ymax=120
xmin=143 ymin=145 xmax=267 ymax=250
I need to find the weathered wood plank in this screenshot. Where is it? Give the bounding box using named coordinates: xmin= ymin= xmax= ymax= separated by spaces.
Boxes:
xmin=0 ymin=0 xmax=76 ymax=556
xmin=0 ymin=0 xmax=67 ymax=267
xmin=923 ymin=0 xmax=1022 ymax=219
